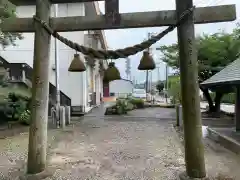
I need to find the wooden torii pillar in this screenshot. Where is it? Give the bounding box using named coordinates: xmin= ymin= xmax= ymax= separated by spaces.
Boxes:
xmin=2 ymin=0 xmax=236 ymax=178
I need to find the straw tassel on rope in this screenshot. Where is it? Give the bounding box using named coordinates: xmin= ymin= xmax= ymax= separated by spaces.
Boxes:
xmin=103 ymin=62 xmax=121 ymax=83
xmin=68 ymin=53 xmax=86 ymax=72
xmin=138 ymin=51 xmax=156 ymax=70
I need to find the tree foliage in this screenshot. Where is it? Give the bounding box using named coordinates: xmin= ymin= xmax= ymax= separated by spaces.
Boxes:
xmin=168 ymin=75 xmax=181 ymax=104
xmin=159 ymin=27 xmax=240 ymax=83
xmin=158 ymin=25 xmax=240 ymax=113
xmin=0 ymin=1 xmax=23 ymax=48
xmin=156 ymin=81 xmax=164 ymax=93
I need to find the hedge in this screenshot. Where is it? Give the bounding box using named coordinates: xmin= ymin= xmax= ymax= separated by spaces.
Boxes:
xmin=203 ymin=92 xmax=235 ymax=104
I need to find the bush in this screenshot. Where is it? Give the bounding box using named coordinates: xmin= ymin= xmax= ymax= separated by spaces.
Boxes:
xmin=4 ymin=100 xmax=26 ymax=120
xmin=168 ymin=81 xmax=181 ymax=104
xmin=3 ymin=92 xmax=30 ymax=122
xmin=19 ymin=110 xmax=31 ymax=125
xmin=0 ymin=102 xmax=10 ymax=123
xmin=129 ymin=98 xmax=144 ymax=109
xmin=8 ymin=92 xmax=30 ymax=103
xmin=126 ymin=102 xmax=134 ymax=111
xmin=0 ymin=92 xmax=31 ymax=123
xmin=105 ymin=98 xmax=137 ymax=115
xmin=219 ymin=93 xmax=235 ymax=104
xmin=116 ymin=99 xmax=128 ymax=114
xmin=202 ymin=92 xmax=235 ymax=104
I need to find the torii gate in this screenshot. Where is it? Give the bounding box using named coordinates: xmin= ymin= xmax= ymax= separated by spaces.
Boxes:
xmin=1 ymin=0 xmax=236 ymax=179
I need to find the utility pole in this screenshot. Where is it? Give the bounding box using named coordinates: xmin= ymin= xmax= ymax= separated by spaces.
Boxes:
xmin=145 ymin=32 xmax=151 ymax=94
xmin=157 ymin=67 xmax=160 ymax=82
xmin=165 ymin=64 xmax=168 ymax=103
xmin=54 ymin=4 xmax=61 ymax=128
xmin=145 ymin=70 xmax=149 ymax=92
xmin=145 ymin=33 xmax=151 ymax=95
xmin=176 ymin=0 xmax=206 ymax=178
xmin=149 ymin=70 xmax=152 ymax=93
xmin=149 ymin=70 xmax=153 ymax=101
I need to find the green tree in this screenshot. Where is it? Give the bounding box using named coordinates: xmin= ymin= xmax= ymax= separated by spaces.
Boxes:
xmin=156 ymin=81 xmax=164 ymax=93
xmin=169 ymin=80 xmax=181 ymax=104
xmin=159 ymin=26 xmax=240 ymax=113
xmin=0 ymin=0 xmax=23 ymax=48
xmin=168 ymin=75 xmax=181 ymax=104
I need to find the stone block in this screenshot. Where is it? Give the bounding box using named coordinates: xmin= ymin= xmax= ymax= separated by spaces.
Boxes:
xmin=60 ymin=106 xmax=65 ymax=129
xmin=65 ymin=106 xmax=71 ymax=125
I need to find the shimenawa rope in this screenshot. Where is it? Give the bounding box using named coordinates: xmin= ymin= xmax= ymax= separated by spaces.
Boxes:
xmin=33 ymin=6 xmax=195 ymax=59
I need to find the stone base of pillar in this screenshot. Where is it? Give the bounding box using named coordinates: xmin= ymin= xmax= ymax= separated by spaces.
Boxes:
xmin=179 ymin=172 xmax=208 ymax=180
xmin=19 ymin=169 xmax=54 ymax=180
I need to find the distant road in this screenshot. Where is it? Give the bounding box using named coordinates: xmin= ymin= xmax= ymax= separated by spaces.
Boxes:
xmin=154 ymin=95 xmax=170 ymax=104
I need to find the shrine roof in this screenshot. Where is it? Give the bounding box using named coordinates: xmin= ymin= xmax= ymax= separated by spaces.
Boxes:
xmin=201 ymin=58 xmax=240 ymax=88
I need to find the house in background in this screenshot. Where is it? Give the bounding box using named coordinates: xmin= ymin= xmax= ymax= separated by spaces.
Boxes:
xmin=0 ymin=1 xmax=108 ymax=115
xmin=0 ymin=56 xmax=71 ymax=116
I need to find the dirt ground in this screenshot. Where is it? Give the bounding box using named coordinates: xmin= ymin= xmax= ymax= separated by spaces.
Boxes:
xmin=0 ymin=107 xmax=239 ymax=179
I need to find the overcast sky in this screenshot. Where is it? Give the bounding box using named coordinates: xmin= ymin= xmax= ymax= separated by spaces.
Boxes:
xmin=98 ymin=0 xmax=240 ymax=83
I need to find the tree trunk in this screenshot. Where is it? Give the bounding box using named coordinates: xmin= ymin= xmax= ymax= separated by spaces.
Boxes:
xmin=199 ymin=87 xmax=214 ymax=111
xmin=199 ymin=87 xmax=223 ymax=113
xmin=213 ymin=92 xmax=223 ymax=113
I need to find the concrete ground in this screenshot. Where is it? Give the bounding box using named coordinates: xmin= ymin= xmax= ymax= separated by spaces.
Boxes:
xmin=0 ymin=107 xmax=239 ymax=179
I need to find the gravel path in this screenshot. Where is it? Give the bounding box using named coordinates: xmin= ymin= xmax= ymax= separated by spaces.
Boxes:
xmin=0 ymin=107 xmax=239 ymax=179
xmin=0 ymin=112 xmax=185 ymax=179
xmin=47 ymin=117 xmax=185 ymax=179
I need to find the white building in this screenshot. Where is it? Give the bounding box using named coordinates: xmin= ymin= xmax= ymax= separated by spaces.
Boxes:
xmin=0 ymin=1 xmax=108 ymax=114
xmin=109 ymin=79 xmax=134 ymax=98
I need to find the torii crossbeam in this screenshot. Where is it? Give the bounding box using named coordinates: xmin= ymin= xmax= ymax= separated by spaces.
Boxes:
xmin=2 ymin=4 xmax=236 ymax=32
xmin=8 ymin=0 xmax=103 ymax=5
xmin=1 ymin=0 xmax=237 ymax=179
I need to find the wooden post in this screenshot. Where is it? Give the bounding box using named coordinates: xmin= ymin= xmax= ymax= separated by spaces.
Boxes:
xmin=105 ymin=0 xmax=120 ymax=26
xmin=27 ymin=0 xmax=51 ymax=174
xmin=175 ymin=0 xmax=206 ymax=178
xmin=176 ymin=104 xmax=180 ymax=126
xmin=235 ymin=86 xmax=240 ymax=131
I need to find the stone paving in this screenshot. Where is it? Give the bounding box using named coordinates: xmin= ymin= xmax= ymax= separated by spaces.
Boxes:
xmin=0 ymin=107 xmax=239 ymax=179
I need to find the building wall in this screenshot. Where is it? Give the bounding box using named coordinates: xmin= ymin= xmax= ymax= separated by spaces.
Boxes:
xmin=83 ymin=31 xmax=105 ymax=110
xmin=0 ymin=3 xmax=87 ymax=108
xmin=109 ymin=79 xmax=134 ymax=98
xmin=95 ymin=45 xmax=104 ymax=105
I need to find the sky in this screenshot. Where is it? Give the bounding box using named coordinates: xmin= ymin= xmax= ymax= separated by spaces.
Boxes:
xmin=98 ymin=0 xmax=240 ymax=83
